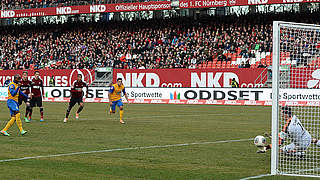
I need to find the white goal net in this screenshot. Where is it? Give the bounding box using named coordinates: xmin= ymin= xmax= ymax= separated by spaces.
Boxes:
xmin=272 ymin=21 xmax=320 ymax=178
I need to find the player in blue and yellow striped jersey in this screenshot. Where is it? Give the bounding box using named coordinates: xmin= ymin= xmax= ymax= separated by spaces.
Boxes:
xmin=109 ymin=78 xmax=129 ymax=124
xmin=1 ymin=74 xmax=30 ymax=136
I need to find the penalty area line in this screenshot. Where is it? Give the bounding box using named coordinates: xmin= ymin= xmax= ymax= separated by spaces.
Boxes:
xmin=240 ymin=174 xmax=273 ymax=180
xmin=0 ymin=138 xmax=252 ymax=163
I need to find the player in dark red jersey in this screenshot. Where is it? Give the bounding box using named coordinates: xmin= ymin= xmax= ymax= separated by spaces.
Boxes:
xmin=30 ymin=71 xmax=45 ymax=122
xmin=64 ymin=74 xmax=88 ymax=123
xmin=18 ymin=71 xmax=32 ymax=123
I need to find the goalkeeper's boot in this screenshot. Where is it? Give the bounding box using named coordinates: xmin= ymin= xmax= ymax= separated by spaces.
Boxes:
xmin=40 ymin=118 xmax=44 ymax=122
xmin=76 ymin=113 xmax=79 ymax=120
xmin=64 ymin=118 xmax=68 ymax=123
xmin=257 ymin=148 xmax=267 ymax=153
xmin=297 ymin=152 xmax=306 ymax=159
xmin=1 ymin=130 xmax=10 ymax=136
xmin=289 ymin=151 xmax=306 ymax=159
xmin=120 ymin=120 xmax=125 ymax=124
xmin=21 ymin=130 xmax=28 ymax=136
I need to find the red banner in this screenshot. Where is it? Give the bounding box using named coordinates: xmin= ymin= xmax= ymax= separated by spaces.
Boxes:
xmin=0 ymin=69 xmax=94 ymax=87
xmin=113 ymin=68 xmax=267 ymax=88
xmin=179 ymin=0 xmax=318 ymax=8
xmin=0 ymin=2 xmax=172 ymax=19
xmin=290 ymin=68 xmax=320 ymax=89
xmin=1 ymin=0 xmax=318 ymax=19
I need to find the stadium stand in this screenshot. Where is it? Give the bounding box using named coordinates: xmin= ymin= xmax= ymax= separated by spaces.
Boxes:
xmin=0 ymin=11 xmax=319 ymax=70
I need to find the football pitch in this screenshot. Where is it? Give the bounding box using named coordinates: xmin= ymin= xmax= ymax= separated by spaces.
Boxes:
xmin=0 ymin=102 xmax=316 ymax=179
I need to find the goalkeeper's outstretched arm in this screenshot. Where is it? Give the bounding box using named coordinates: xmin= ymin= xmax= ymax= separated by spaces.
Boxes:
xmin=257 ymin=106 xmax=292 ymax=153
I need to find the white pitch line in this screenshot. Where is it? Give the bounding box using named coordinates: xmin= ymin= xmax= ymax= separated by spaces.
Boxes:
xmin=240 ymin=174 xmax=273 ymax=180
xmin=0 ymin=138 xmax=252 ymax=163
xmin=0 ymin=113 xmax=240 ymax=123
xmin=73 ymin=113 xmax=238 ymax=120
xmin=1 ymin=111 xmax=267 ymax=123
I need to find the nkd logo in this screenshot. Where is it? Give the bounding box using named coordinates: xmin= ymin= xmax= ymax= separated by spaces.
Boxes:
xmin=117 ymin=73 xmax=160 ymax=87
xmin=90 ymin=5 xmax=106 ymax=13
xmin=1 ymin=10 xmax=15 ymax=18
xmin=56 ymin=7 xmax=72 ymax=15
xmin=191 ymin=72 xmax=239 ymax=87
xmin=283 ymin=0 xmax=302 ymax=2
xmin=248 ymin=0 xmax=268 ymax=4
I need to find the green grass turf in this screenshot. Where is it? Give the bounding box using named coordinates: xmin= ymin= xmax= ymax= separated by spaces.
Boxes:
xmin=0 ymin=102 xmax=317 ymax=179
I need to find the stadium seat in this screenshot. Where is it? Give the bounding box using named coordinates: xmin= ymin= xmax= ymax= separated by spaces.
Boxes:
xmin=266 ymin=56 xmax=272 ymax=66
xmin=212 ymin=62 xmax=218 ymax=67
xmin=226 ymin=61 xmax=231 ymax=68
xmin=221 ymin=62 xmax=226 ymax=68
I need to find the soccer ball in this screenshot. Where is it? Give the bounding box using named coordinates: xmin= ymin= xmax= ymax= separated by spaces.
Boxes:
xmin=254 ymin=135 xmax=266 ymax=147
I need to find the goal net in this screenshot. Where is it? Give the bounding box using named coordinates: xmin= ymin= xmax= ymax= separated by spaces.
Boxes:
xmin=272 ymin=21 xmax=320 ymax=178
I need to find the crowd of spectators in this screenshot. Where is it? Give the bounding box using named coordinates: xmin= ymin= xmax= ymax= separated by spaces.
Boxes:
xmin=0 ymin=0 xmax=161 ymax=10
xmin=0 ymin=11 xmax=319 ymax=70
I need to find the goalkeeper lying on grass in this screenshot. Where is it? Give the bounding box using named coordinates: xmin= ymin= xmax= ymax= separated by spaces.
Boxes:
xmin=258 ymin=106 xmax=320 ymax=156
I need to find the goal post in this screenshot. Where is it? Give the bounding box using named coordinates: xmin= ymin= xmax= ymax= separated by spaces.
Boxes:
xmin=271 ymin=21 xmax=280 ymax=176
xmin=272 ymin=21 xmax=320 ymax=178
